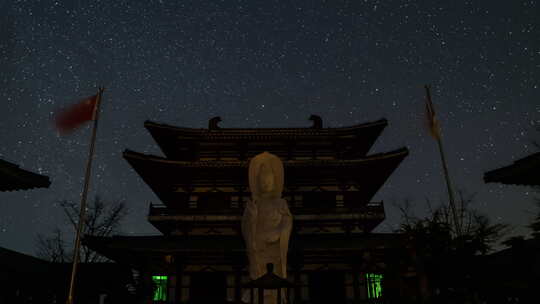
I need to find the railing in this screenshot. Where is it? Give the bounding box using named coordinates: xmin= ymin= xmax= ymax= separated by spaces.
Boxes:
xmin=148 ymin=202 xmax=384 ymax=217
xmin=149 ymin=203 xmax=243 ymax=216
xmin=172 ymin=299 xmax=389 ymax=304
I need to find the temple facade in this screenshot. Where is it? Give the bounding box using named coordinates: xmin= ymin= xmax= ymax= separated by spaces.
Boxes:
xmin=86 ymin=116 xmax=410 ymax=304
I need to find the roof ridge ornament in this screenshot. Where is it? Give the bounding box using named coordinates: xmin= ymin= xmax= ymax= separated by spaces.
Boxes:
xmin=209 ymin=116 xmax=222 ymax=130
xmin=309 ymin=114 xmax=322 ymax=129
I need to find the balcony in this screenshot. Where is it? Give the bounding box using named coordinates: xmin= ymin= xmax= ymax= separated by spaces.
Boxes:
xmin=148 ymin=202 xmax=385 ymax=235
xmin=148 ymin=202 xmax=384 ymax=218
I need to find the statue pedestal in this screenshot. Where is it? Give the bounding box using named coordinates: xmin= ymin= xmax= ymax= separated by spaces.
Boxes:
xmin=242 ymin=263 xmax=294 ymax=304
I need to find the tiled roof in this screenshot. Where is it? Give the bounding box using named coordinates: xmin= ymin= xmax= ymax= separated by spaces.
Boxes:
xmin=484 ymin=152 xmax=540 ymax=186
xmin=144 ymin=118 xmax=387 ymax=138
xmin=0 ymin=159 xmax=51 ymax=191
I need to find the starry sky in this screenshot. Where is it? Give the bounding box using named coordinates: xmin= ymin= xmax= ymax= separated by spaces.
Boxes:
xmin=1 ymin=0 xmax=539 ymax=255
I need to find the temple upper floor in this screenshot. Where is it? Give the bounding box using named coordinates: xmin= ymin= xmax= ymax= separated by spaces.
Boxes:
xmin=123 ymin=147 xmax=408 ymax=208
xmin=147 ymin=200 xmax=385 ymax=236
xmin=144 ymin=116 xmax=388 ymax=160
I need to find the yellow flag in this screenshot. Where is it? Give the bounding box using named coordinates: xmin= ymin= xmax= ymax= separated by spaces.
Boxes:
xmin=424 ymin=85 xmax=441 ymax=139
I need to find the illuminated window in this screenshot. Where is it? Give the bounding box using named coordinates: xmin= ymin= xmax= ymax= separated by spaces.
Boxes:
xmin=366 ymin=273 xmax=383 ymax=299
xmin=152 ymin=275 xmax=168 ymax=301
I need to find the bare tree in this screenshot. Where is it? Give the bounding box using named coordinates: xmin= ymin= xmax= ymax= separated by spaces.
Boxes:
xmin=395 ymin=190 xmax=510 ymax=255
xmin=36 ymin=228 xmax=69 ymax=262
xmin=529 ymin=197 xmax=540 ymax=240
xmin=532 ymin=125 xmax=540 ymax=150
xmin=36 ymin=196 xmax=128 ymax=263
xmin=392 ymin=191 xmax=511 ymax=302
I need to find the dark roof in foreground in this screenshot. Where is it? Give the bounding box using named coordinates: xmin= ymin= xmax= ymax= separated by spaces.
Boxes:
xmin=0 ymin=246 xmax=51 ymax=274
xmin=84 ymin=233 xmax=406 ymax=257
xmin=484 ymin=152 xmax=540 ymax=186
xmin=84 ymin=233 xmax=407 ymax=270
xmin=0 ymin=159 xmax=51 ymax=191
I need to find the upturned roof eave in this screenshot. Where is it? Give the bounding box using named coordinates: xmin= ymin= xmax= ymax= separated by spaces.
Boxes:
xmin=123 ymin=147 xmax=409 ymax=168
xmin=123 ymin=148 xmax=407 ymax=206
xmin=0 ymin=159 xmax=51 ymax=191
xmin=144 ymin=118 xmax=388 ymax=159
xmin=484 ymin=152 xmax=540 ymax=186
xmin=84 ymin=233 xmax=407 ymax=253
xmin=144 ymin=118 xmax=388 ymax=135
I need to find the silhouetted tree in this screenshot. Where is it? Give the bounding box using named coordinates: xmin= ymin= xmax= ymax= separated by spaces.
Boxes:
xmin=36 ymin=228 xmax=69 ymax=263
xmin=35 ymin=196 xmax=128 ymax=263
xmin=397 ymin=191 xmax=509 ymax=255
xmin=529 ymin=197 xmax=540 ymax=240
xmin=394 ymin=191 xmax=510 ymax=302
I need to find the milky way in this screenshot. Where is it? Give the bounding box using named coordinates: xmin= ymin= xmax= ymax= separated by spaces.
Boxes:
xmin=1 ymin=0 xmax=538 ymax=254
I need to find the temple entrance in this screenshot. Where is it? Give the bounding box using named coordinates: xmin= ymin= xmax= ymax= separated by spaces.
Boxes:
xmin=308 ymin=271 xmax=346 ymax=304
xmin=189 ymin=272 xmax=227 ymax=303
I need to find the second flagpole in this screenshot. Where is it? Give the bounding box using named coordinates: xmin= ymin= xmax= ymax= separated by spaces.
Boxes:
xmin=66 ymin=87 xmax=105 ymax=304
xmin=424 ymin=85 xmax=462 ymax=237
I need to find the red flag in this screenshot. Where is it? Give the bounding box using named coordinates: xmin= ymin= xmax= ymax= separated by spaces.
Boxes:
xmin=424 ymin=85 xmax=441 ymax=139
xmin=55 ymin=94 xmax=98 ymax=133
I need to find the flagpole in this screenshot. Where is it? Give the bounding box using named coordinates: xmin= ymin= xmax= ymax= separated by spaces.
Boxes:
xmin=66 ymin=87 xmax=105 ymax=304
xmin=424 ymin=85 xmax=462 ymax=237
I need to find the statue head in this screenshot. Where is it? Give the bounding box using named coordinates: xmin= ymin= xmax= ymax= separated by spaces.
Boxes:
xmin=258 ymin=163 xmax=275 ymax=193
xmin=248 ymin=152 xmax=284 ymax=200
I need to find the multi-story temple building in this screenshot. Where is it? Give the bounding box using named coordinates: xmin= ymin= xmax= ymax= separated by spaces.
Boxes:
xmin=86 ymin=116 xmax=410 ymax=304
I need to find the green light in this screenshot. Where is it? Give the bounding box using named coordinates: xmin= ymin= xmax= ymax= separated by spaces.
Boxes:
xmin=152 ymin=275 xmax=168 ymax=301
xmin=366 ymin=273 xmax=383 ymax=299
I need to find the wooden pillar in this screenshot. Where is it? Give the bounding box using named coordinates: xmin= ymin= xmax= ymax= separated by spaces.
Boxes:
xmin=289 ymin=255 xmax=303 ymax=304
xmin=258 ymin=287 xmax=264 ymax=304
xmin=234 ymin=266 xmax=242 ymax=303
xmin=412 ymin=247 xmax=430 ymax=303
xmin=287 ymin=140 xmax=294 ymax=160
xmin=352 ymin=268 xmax=361 ymax=302
xmin=238 ymin=141 xmax=247 ymax=161
xmin=226 ymin=273 xmax=235 ymax=302
xmin=360 ymin=271 xmax=369 ymax=300
xmin=180 ymin=274 xmax=190 ymax=302
xmin=300 ymin=273 xmax=309 ymax=302
xmin=293 ymin=193 xmax=303 ymax=208
xmin=240 ymin=186 xmax=248 ymax=209
xmin=293 ymin=268 xmax=302 ymax=303
xmin=345 ymin=272 xmax=354 ymax=301
xmin=137 ymin=268 xmax=154 ymax=304
xmin=175 ymin=263 xmax=183 ymax=304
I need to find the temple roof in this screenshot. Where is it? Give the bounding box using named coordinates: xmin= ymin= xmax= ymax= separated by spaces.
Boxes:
xmin=123 ymin=148 xmax=408 ymax=206
xmin=84 ymin=233 xmax=407 ymax=267
xmin=484 ymin=152 xmax=540 ymax=186
xmin=145 ymin=117 xmax=387 ymax=136
xmin=148 ymin=203 xmax=385 ymax=235
xmin=85 ymin=233 xmax=405 ymax=252
xmin=0 ymin=246 xmax=51 ymax=274
xmin=144 ymin=118 xmax=388 ymax=160
xmin=0 ymin=159 xmax=51 ymax=191
xmin=125 ymin=147 xmax=408 ymax=169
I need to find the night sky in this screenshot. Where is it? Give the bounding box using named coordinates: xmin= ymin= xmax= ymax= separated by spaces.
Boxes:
xmin=1 ymin=0 xmax=539 ymax=255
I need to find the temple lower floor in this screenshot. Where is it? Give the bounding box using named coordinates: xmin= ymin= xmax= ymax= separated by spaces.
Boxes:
xmin=84 ymin=233 xmax=418 ymax=303
xmin=145 ymin=268 xmax=387 ymax=303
